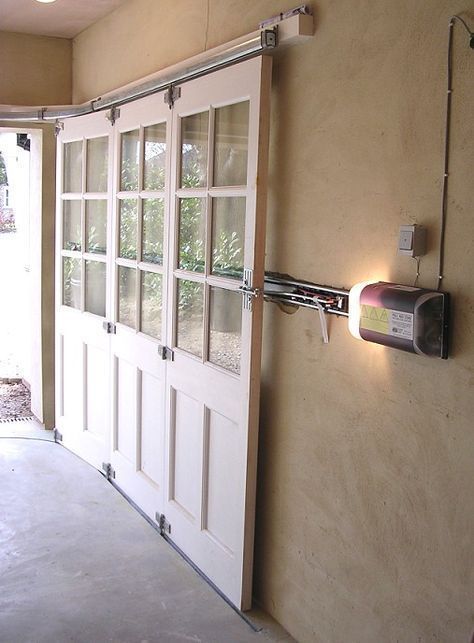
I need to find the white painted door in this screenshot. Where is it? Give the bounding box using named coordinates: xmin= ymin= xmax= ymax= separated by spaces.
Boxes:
xmin=55 ymin=56 xmax=271 ymax=610
xmin=56 ymin=113 xmax=113 ymax=470
xmin=109 ymin=94 xmax=172 ymax=519
xmin=164 ymin=56 xmax=272 ymax=610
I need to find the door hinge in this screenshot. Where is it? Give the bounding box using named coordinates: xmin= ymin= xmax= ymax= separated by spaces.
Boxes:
xmin=102 ymin=462 xmax=116 ymax=480
xmin=238 ymin=268 xmax=261 ymax=311
xmin=53 ymin=429 xmax=63 ymax=443
xmin=103 ymin=321 xmax=116 ymax=334
xmin=158 ymin=345 xmax=174 ymax=361
xmin=105 ymin=106 xmax=121 ymax=125
xmin=164 ymin=85 xmax=181 ymax=109
xmin=54 ymin=120 xmax=64 ymax=137
xmin=155 ymin=512 xmax=171 ymax=536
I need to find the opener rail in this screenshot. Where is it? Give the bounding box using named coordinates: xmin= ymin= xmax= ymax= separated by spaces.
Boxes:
xmin=264 ymin=273 xmax=349 ymax=317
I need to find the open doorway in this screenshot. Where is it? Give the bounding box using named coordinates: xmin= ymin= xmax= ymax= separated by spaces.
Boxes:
xmin=0 ymin=132 xmax=33 ymax=421
xmin=0 ymin=124 xmax=56 ymax=429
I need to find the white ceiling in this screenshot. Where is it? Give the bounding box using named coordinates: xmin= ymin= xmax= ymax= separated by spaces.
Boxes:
xmin=0 ymin=0 xmax=130 ymax=39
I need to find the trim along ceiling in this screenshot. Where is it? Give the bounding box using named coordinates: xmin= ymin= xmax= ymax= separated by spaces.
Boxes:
xmin=0 ymin=0 xmax=130 ymax=38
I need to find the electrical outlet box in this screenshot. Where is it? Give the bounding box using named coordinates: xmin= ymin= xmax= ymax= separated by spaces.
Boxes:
xmin=398 ymin=224 xmax=427 ymax=257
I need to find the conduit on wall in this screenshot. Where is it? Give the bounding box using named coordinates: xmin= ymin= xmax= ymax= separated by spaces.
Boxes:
xmin=0 ymin=8 xmax=313 ymax=123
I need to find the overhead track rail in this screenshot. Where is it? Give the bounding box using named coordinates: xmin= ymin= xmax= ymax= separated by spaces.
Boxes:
xmin=0 ymin=7 xmax=313 ymax=123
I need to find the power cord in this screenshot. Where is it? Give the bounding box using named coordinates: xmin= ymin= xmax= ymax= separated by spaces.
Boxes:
xmin=437 ymin=15 xmax=474 ymax=291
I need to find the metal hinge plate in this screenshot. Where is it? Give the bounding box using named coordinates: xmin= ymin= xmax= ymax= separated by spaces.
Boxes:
xmin=164 ymin=85 xmax=181 ymax=109
xmin=102 ymin=462 xmax=116 ymax=480
xmin=54 ymin=120 xmax=64 ymax=137
xmin=158 ymin=345 xmax=174 ymax=361
xmin=106 ymin=106 xmax=121 ymax=125
xmin=103 ymin=321 xmax=116 ymax=334
xmin=238 ymin=268 xmax=261 ymax=311
xmin=155 ymin=512 xmax=171 ymax=536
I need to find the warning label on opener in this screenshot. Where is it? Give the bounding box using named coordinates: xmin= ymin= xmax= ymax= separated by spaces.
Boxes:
xmin=360 ymin=306 xmax=413 ymax=340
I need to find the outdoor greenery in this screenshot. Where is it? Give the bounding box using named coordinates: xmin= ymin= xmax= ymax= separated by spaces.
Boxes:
xmin=61 ymin=131 xmax=245 ymax=332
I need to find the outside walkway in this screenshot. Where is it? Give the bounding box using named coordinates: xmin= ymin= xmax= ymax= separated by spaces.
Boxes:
xmin=0 ymin=420 xmax=292 ymax=643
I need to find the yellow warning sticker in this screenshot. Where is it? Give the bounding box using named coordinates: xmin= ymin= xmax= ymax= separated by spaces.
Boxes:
xmin=360 ymin=305 xmax=390 ymax=335
xmin=360 ymin=306 xmax=414 ymax=339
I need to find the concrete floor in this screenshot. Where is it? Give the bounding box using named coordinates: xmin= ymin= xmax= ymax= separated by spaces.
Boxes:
xmin=0 ymin=420 xmax=293 ymax=643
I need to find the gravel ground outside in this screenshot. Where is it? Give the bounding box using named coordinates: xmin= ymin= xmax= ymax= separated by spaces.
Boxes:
xmin=0 ymin=381 xmax=32 ymax=421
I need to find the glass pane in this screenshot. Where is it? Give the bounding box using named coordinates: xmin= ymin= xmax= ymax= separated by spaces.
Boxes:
xmin=119 ymin=199 xmax=138 ymax=260
xmin=118 ymin=266 xmax=136 ymax=329
xmin=211 ymin=197 xmax=245 ymax=279
xmin=176 ymin=279 xmax=204 ymax=358
xmin=63 ymin=200 xmax=82 ymax=251
xmin=142 ymin=198 xmax=164 ymax=264
xmin=120 ymin=129 xmax=139 ymax=191
xmin=86 ymin=200 xmax=107 ymax=254
xmin=181 ymin=111 xmax=209 ymax=188
xmin=178 ymin=198 xmax=205 ymax=273
xmin=209 ymin=287 xmax=242 ymax=374
xmin=85 ymin=261 xmax=106 ymax=317
xmin=63 ymin=257 xmax=81 ymax=309
xmin=214 ymin=101 xmax=249 ymax=187
xmin=144 ymin=123 xmax=166 ymax=190
xmin=63 ymin=141 xmax=82 ymax=193
xmin=86 ymin=136 xmax=108 ymax=192
xmin=141 ymin=272 xmax=162 ymax=339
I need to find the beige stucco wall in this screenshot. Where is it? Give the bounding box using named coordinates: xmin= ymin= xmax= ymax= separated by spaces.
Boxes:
xmin=0 ymin=31 xmax=71 ymax=105
xmin=73 ymin=1 xmax=474 ymax=641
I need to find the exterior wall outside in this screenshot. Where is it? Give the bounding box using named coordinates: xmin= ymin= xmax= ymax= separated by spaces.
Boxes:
xmin=71 ymin=1 xmax=473 ymax=641
xmin=0 ymin=31 xmax=71 ymax=105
